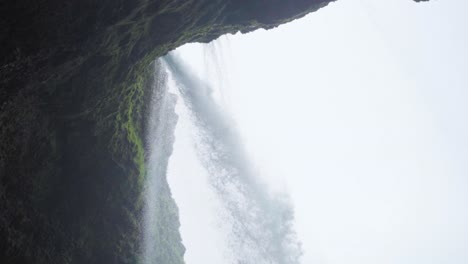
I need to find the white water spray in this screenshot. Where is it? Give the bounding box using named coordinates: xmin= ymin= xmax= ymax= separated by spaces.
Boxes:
xmin=202 ymin=36 xmax=232 ymax=106
xmin=142 ymin=61 xmax=180 ymax=264
xmin=163 ymin=51 xmax=302 ymax=264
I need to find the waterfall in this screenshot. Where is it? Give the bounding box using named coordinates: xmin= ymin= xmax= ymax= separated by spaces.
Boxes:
xmin=162 ymin=51 xmax=302 ymax=264
xmin=142 ymin=61 xmax=180 ymax=264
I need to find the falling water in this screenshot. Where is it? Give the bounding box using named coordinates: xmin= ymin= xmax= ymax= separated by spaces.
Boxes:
xmin=142 ymin=61 xmax=179 ymax=264
xmin=202 ymin=36 xmax=232 ymax=106
xmin=162 ymin=50 xmax=302 ymax=264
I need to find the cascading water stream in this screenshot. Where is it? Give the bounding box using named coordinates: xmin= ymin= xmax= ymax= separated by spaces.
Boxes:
xmin=162 ymin=50 xmax=302 ymax=264
xmin=142 ymin=62 xmax=180 ymax=264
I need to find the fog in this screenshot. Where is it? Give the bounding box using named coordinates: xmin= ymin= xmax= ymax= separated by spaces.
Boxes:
xmin=163 ymin=54 xmax=301 ymax=263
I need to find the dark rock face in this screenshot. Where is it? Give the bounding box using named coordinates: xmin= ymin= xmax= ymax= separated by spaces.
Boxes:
xmin=0 ymin=0 xmax=430 ymax=263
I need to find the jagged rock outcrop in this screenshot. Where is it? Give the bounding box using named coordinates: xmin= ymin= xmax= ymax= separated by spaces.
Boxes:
xmin=0 ymin=0 xmax=429 ymax=263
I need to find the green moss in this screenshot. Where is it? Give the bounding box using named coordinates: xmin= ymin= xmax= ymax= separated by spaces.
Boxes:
xmin=118 ymin=73 xmax=147 ymax=183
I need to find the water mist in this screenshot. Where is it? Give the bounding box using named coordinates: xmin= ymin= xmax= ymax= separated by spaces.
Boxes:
xmin=163 ymin=52 xmax=302 ymax=264
xmin=142 ymin=62 xmax=180 ymax=264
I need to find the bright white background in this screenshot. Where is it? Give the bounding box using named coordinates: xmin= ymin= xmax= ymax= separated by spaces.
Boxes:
xmin=167 ymin=0 xmax=468 ymax=263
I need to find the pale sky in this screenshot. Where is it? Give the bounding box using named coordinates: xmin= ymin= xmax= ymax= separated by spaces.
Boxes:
xmin=166 ymin=0 xmax=468 ymax=263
